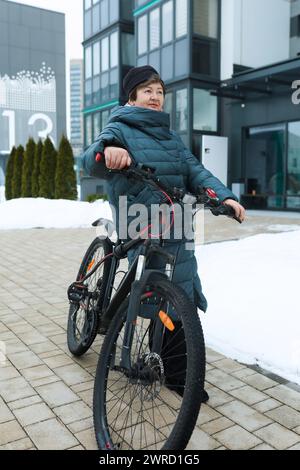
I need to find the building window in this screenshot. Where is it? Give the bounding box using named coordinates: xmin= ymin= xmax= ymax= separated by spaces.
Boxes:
xmin=138 ymin=14 xmax=148 ymax=55
xmin=192 ymin=39 xmax=219 ymax=77
xmin=175 ymin=38 xmax=188 ymax=76
xmin=93 ymin=113 xmax=101 ymax=138
xmin=84 ymin=10 xmax=92 ymax=39
xmin=85 ymin=46 xmax=92 ymax=79
xmin=93 ymin=42 xmax=100 ymax=76
xmin=101 ymin=37 xmax=109 ymax=71
xmin=100 ymin=0 xmax=109 ymax=29
xmin=85 ymin=0 xmax=92 ymax=10
xmin=85 ymin=80 xmax=92 ymax=107
xmin=110 ymin=31 xmax=119 ymax=68
xmin=110 ymin=68 xmax=118 ymax=99
xmin=287 ymin=121 xmax=300 ymax=209
xmin=92 ymin=3 xmax=100 ymax=34
xmin=193 ymin=0 xmax=218 ymax=39
xmin=162 ymin=0 xmax=173 ymax=45
xmin=290 ymin=15 xmax=300 ymax=38
xmin=164 ymin=91 xmax=173 ymax=127
xmin=101 ymin=72 xmax=109 ymax=102
xmin=162 ymin=45 xmax=173 ymax=81
xmin=193 ymin=89 xmax=217 ymax=132
xmin=175 ymin=88 xmax=187 ymax=132
xmin=110 ymin=0 xmax=119 ymax=23
xmin=150 ymin=8 xmax=160 ymax=51
xmin=122 ymin=33 xmax=135 ymax=65
xmin=85 ymin=114 xmax=93 ymax=146
xmin=176 ymin=0 xmax=187 ymax=38
xmin=93 ymin=76 xmax=100 ymax=104
xmin=102 ymin=110 xmax=110 ymax=129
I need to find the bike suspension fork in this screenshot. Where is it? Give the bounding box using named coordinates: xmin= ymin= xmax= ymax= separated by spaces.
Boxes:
xmin=120 ymin=255 xmax=145 ymax=371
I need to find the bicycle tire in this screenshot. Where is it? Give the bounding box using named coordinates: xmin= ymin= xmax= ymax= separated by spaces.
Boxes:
xmin=67 ymin=237 xmax=112 ymax=356
xmin=93 ymin=279 xmax=206 ymax=450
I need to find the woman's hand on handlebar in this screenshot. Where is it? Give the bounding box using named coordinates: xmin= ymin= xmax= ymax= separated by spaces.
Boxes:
xmin=222 ymin=199 xmax=246 ymax=222
xmin=104 ymin=147 xmax=132 ymax=170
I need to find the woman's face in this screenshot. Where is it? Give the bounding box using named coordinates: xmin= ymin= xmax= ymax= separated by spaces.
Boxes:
xmin=129 ymin=82 xmax=165 ymax=112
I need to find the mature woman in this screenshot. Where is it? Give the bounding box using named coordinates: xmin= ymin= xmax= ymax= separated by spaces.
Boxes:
xmin=82 ymin=65 xmax=245 ymax=402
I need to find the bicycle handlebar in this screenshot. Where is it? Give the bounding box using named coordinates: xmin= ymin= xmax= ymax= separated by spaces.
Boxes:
xmin=95 ymin=154 xmax=242 ymax=224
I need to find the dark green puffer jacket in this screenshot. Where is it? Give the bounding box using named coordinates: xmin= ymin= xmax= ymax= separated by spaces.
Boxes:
xmin=82 ymin=105 xmax=238 ymax=312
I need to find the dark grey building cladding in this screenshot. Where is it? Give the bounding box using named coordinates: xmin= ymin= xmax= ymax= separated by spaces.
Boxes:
xmin=0 ymin=0 xmax=66 ymax=155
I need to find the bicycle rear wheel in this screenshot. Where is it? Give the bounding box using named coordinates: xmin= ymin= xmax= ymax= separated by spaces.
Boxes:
xmin=67 ymin=237 xmax=112 ymax=356
xmin=93 ymin=279 xmax=205 ymax=450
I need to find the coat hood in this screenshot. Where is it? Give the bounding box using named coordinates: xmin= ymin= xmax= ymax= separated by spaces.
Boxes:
xmin=108 ymin=105 xmax=172 ymax=140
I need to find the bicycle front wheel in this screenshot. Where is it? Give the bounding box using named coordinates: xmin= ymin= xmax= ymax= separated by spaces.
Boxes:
xmin=67 ymin=237 xmax=112 ymax=356
xmin=93 ymin=279 xmax=206 ymax=450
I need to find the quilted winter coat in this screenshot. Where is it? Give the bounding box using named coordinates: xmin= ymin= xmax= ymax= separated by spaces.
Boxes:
xmin=82 ymin=105 xmax=238 ymax=312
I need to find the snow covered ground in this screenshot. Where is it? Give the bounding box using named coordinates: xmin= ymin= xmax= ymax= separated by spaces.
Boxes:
xmin=0 ymin=186 xmax=5 ymax=203
xmin=0 ymin=196 xmax=299 ymax=385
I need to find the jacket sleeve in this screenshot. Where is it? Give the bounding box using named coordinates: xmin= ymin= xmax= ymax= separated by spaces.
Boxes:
xmin=82 ymin=123 xmax=126 ymax=178
xmin=183 ymin=147 xmax=238 ymax=202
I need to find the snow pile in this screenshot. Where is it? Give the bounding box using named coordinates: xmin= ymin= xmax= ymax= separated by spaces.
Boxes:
xmin=197 ymin=230 xmax=300 ymax=385
xmin=0 ymin=197 xmax=112 ymax=229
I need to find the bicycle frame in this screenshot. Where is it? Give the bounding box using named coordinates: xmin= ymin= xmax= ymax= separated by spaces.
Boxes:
xmin=97 ymin=237 xmax=176 ymax=373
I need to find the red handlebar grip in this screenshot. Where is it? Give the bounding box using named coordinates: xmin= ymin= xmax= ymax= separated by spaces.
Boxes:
xmin=95 ymin=152 xmax=103 ymax=162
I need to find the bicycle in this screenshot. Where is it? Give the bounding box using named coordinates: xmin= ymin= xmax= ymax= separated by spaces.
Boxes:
xmin=67 ymin=163 xmax=241 ymax=450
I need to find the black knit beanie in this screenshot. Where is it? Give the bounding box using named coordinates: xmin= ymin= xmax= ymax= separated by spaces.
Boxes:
xmin=123 ymin=65 xmax=161 ymax=101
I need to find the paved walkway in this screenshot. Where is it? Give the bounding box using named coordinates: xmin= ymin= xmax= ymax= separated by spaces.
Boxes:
xmin=0 ymin=212 xmax=300 ymax=450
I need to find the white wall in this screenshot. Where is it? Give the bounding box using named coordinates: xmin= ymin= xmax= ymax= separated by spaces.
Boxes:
xmin=221 ymin=0 xmax=291 ymax=80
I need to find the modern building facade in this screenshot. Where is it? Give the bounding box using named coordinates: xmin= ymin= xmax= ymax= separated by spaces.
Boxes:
xmin=82 ymin=0 xmax=300 ymax=211
xmin=0 ymin=0 xmax=66 ymax=181
xmin=70 ymin=59 xmax=84 ymax=182
xmin=220 ymin=0 xmax=300 ymax=211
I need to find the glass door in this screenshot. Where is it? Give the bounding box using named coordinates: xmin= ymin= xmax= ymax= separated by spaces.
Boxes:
xmin=244 ymin=123 xmax=286 ymax=209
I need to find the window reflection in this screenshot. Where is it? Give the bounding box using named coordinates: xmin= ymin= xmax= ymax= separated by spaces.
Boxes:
xmin=176 ymin=88 xmax=187 ymax=132
xmin=162 ymin=1 xmax=173 ymax=44
xmin=138 ymin=14 xmax=148 ymax=55
xmin=193 ymin=89 xmax=217 ymax=132
xmin=287 ymin=121 xmax=300 ymax=209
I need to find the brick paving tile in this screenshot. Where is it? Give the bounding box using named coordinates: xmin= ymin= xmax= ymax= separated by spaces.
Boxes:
xmin=214 ymin=425 xmax=262 ymax=450
xmin=204 ymin=385 xmax=234 ymax=408
xmin=265 ymin=405 xmax=300 ymax=430
xmin=8 ymin=395 xmax=42 ymax=411
xmin=253 ymin=398 xmax=282 ymax=414
xmin=21 ymin=365 xmax=54 ymax=382
xmin=206 ymin=369 xmax=246 ymax=392
xmin=0 ymin=377 xmax=36 ymax=402
xmin=53 ymin=401 xmax=92 ymax=425
xmin=35 ymin=381 xmax=80 ymax=408
xmin=75 ymin=427 xmax=97 ymax=450
xmin=186 ymin=427 xmax=220 ymax=450
xmin=0 ymin=366 xmax=20 ymax=382
xmin=25 ymin=418 xmax=79 ymax=450
xmin=197 ymin=404 xmax=222 ymax=425
xmin=265 ymin=385 xmax=300 ymax=412
xmin=0 ymin=397 xmax=14 ymax=423
xmin=14 ymin=403 xmax=55 ymax=427
xmin=52 ymin=363 xmax=93 ymax=386
xmin=252 ymin=443 xmax=274 ymax=450
xmin=254 ymin=423 xmax=300 ymax=450
xmin=213 ymin=358 xmax=246 ymax=374
xmin=229 ymin=385 xmax=268 ymax=406
xmin=241 ymin=373 xmax=279 ymax=391
xmin=201 ymin=417 xmax=235 ymax=435
xmin=0 ymin=437 xmax=34 ymax=450
xmin=8 ymin=350 xmax=43 ymax=370
xmin=0 ymin=420 xmax=27 ymax=446
xmin=42 ymin=353 xmax=74 ymax=369
xmin=67 ymin=417 xmax=94 ymax=434
xmin=216 ymin=400 xmax=272 ymax=432
xmin=288 ymin=443 xmax=300 ymax=450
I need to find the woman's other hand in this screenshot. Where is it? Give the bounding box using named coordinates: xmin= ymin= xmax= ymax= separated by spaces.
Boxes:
xmin=223 ymin=199 xmax=246 ymax=222
xmin=104 ymin=147 xmax=132 ymax=170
